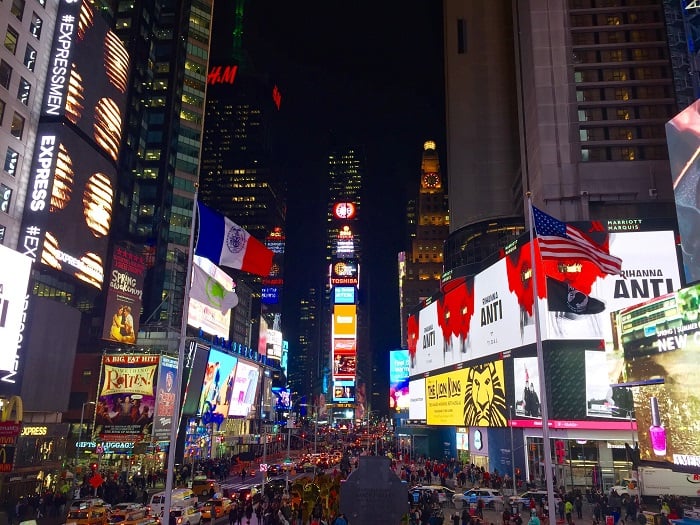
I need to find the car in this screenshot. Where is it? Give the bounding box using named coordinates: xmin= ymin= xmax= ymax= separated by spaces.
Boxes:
xmin=109 ymin=504 xmax=145 ymax=518
xmin=509 ymin=491 xmax=562 ymax=511
xmin=167 ymin=506 xmax=201 ymax=525
xmin=453 ymin=488 xmax=504 ymax=509
xmin=200 ymin=498 xmax=232 ymax=521
xmin=409 ymin=485 xmax=455 ymax=506
xmin=66 ymin=505 xmax=110 ymax=525
xmin=267 ymin=464 xmax=282 ymax=477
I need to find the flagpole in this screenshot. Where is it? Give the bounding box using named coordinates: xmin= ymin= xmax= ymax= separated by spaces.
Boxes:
xmin=163 ymin=186 xmax=199 ymax=523
xmin=527 ymin=192 xmax=557 ymax=525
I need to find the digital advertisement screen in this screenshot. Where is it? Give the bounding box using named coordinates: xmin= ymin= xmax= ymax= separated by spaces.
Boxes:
xmin=333 ymin=380 xmax=355 ymax=402
xmin=612 ymin=283 xmax=700 ymax=470
xmin=0 ymin=246 xmax=32 ymax=373
xmin=456 ymin=430 xmax=469 ymax=451
xmin=266 ymin=329 xmax=283 ymax=360
xmin=188 ymin=256 xmax=233 ymax=339
xmin=152 ymin=355 xmax=177 ymax=442
xmin=389 ymin=350 xmax=410 ymax=411
xmin=42 ymin=0 xmax=129 ymax=158
xmin=228 ymin=361 xmax=259 ymax=417
xmin=666 ymin=100 xmax=700 ymax=284
xmin=332 ymin=304 xmax=356 ymax=337
xmin=512 ymin=356 xmax=542 ymax=418
xmin=332 ymin=338 xmax=356 ymax=380
xmin=181 ymin=341 xmax=210 ymax=416
xmin=330 ymin=259 xmax=359 ymax=286
xmin=261 ymin=287 xmax=279 ymax=304
xmin=96 ymin=354 xmax=158 ymax=442
xmin=333 ymin=286 xmax=356 ymax=305
xmin=272 ymin=387 xmax=291 ymax=410
xmin=409 ymin=378 xmax=426 ymax=421
xmin=19 ymin=123 xmax=117 ymax=289
xmin=102 ymin=246 xmax=146 ymax=344
xmin=198 ymin=348 xmax=238 ymax=418
xmin=425 ymin=360 xmax=507 ymax=427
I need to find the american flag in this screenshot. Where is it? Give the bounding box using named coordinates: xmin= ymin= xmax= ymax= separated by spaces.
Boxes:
xmin=532 ymin=206 xmax=622 ymax=276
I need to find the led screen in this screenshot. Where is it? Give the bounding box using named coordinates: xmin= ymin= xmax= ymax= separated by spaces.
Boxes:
xmin=266 ymin=329 xmax=282 ymax=360
xmin=19 ymin=123 xmax=117 ymax=289
xmin=228 ymin=361 xmax=259 ymax=417
xmin=513 ymin=356 xmax=542 ymax=418
xmin=332 ymin=305 xmax=356 ymax=337
xmin=180 ymin=341 xmax=210 ymax=416
xmin=333 ymin=286 xmax=356 ymax=305
xmin=332 ymin=338 xmax=356 ymax=380
xmin=198 ymin=348 xmax=238 ymax=418
xmin=0 ymin=246 xmax=32 ymax=372
xmin=409 ymin=378 xmax=426 ymax=421
xmin=272 ymin=387 xmax=291 ymax=410
xmin=389 ymin=350 xmax=409 ymax=411
xmin=152 ymin=355 xmax=177 ymax=442
xmin=330 ymin=259 xmax=359 ymax=286
xmin=611 ymin=283 xmax=700 ymax=470
xmin=332 ymin=379 xmax=355 ymax=402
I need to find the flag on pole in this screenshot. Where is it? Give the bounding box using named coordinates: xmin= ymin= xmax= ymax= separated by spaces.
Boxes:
xmin=532 ymin=205 xmax=623 ymax=276
xmin=189 ymin=260 xmax=239 ymax=313
xmin=546 ymin=277 xmax=605 ymax=314
xmin=195 ymin=202 xmax=274 ymax=277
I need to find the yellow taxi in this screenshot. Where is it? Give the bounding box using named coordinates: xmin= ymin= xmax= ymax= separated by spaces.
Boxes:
xmin=66 ymin=503 xmax=109 ymax=525
xmin=200 ymin=498 xmax=233 ymax=520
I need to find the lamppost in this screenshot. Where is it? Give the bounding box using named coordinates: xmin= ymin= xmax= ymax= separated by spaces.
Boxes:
xmin=74 ymin=401 xmax=95 ymax=497
xmin=509 ymin=405 xmax=517 ymax=496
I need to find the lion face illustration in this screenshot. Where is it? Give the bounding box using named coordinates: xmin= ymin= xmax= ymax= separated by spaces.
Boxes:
xmin=463 ymin=362 xmax=508 ymax=427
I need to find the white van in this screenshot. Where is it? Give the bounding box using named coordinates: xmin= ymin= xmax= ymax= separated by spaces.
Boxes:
xmin=148 ymin=489 xmax=196 ymax=517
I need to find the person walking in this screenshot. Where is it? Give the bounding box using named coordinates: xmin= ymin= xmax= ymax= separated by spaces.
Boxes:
xmin=576 ymin=495 xmax=583 ymax=520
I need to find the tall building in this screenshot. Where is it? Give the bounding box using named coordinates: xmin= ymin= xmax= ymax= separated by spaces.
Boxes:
xmin=0 ymin=0 xmax=58 ymax=248
xmin=290 ymin=287 xmax=320 ymax=400
xmin=323 ymin=145 xmax=367 ymax=421
xmin=399 ymin=141 xmax=450 ymax=348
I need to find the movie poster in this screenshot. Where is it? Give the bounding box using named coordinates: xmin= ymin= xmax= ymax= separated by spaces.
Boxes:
xmin=152 ymin=355 xmax=177 ymax=442
xmin=96 ymin=354 xmax=158 ymax=442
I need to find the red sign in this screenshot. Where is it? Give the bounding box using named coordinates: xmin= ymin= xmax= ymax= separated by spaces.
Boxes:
xmin=89 ymin=473 xmax=104 ymax=489
xmin=0 ymin=423 xmax=21 ymax=437
xmin=207 ymin=65 xmax=238 ymax=85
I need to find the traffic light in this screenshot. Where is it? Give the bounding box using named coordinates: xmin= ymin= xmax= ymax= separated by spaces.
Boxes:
xmin=554 ymin=440 xmax=566 ymax=464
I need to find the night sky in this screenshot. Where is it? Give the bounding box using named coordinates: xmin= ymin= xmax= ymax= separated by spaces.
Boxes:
xmin=210 ymin=1 xmax=446 ymax=400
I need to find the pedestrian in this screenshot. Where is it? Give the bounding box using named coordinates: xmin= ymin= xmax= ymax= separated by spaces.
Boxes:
xmin=477 ymin=497 xmax=485 ymax=519
xmin=528 ymin=511 xmax=541 ymax=525
xmin=576 ymin=495 xmax=583 ymax=519
xmin=565 ymin=499 xmax=574 ymax=524
xmin=228 ymin=507 xmax=236 ymax=525
xmin=332 ymin=513 xmax=348 ymax=525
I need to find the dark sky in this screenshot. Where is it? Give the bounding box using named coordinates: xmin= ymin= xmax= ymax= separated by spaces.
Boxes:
xmin=210 ymin=1 xmax=446 ymax=394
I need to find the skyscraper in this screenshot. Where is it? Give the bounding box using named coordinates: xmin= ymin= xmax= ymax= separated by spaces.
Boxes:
xmin=399 ymin=141 xmax=450 ymax=348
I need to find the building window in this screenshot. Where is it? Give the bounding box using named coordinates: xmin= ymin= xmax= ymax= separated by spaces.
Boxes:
xmin=11 ymin=0 xmax=26 ymax=21
xmin=0 ymin=60 xmax=11 ymax=89
xmin=10 ymin=112 xmax=24 ymax=139
xmin=0 ymin=184 xmax=12 ymax=213
xmin=0 ymin=100 xmax=5 ymax=125
xmin=5 ymin=27 xmax=19 ymax=54
xmin=457 ymin=19 xmax=466 ymax=54
xmin=17 ymin=77 xmax=30 ymax=105
xmin=0 ymin=225 xmax=5 ymax=244
xmin=4 ymin=147 xmax=19 ymax=176
xmin=29 ymin=13 xmax=43 ymax=39
xmin=23 ymin=44 xmax=36 ymax=71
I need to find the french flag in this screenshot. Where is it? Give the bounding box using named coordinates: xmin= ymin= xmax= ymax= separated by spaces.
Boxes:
xmin=195 ymin=202 xmax=273 ymax=277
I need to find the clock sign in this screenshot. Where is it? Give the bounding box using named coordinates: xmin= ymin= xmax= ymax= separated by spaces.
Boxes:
xmin=334 ymin=202 xmax=356 ymax=219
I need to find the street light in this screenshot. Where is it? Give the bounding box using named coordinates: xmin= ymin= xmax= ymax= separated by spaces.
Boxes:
xmin=76 ymin=401 xmax=95 ymax=464
xmin=510 ymin=405 xmax=517 ymax=496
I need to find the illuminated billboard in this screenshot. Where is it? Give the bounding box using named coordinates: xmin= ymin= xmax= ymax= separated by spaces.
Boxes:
xmin=19 ymin=123 xmax=117 ymax=289
xmin=188 ymin=256 xmax=233 ymax=339
xmin=96 ymin=354 xmax=159 ymax=442
xmin=332 ymin=305 xmax=357 ymax=337
xmin=0 ymin=246 xmax=32 ymax=373
xmin=332 ymin=339 xmax=356 ymax=380
xmin=408 ymin=231 xmax=681 ymax=377
xmin=228 ymin=361 xmax=260 ymax=418
xmin=266 ymin=329 xmax=283 ymax=360
xmin=330 ymin=259 xmax=359 ymax=286
xmin=198 ymin=348 xmax=238 ymax=419
xmin=389 ymin=350 xmax=409 ymax=411
xmin=513 ymin=356 xmax=542 ymax=419
xmin=102 ymin=246 xmax=146 ymax=344
xmin=333 ymin=380 xmax=355 ymax=402
xmin=152 ymin=355 xmax=178 ymax=442
xmin=425 ymin=360 xmax=507 ymax=427
xmin=612 ymin=283 xmax=700 ymax=470
xmin=333 ymin=286 xmax=356 ymax=305
xmin=666 ymin=100 xmax=700 ymax=284
xmin=42 ymin=1 xmax=129 ymax=153
xmin=409 ymin=379 xmax=426 ymax=420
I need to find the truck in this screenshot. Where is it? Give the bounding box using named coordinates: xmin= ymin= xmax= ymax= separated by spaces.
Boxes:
xmin=610 ymin=467 xmax=700 ymax=502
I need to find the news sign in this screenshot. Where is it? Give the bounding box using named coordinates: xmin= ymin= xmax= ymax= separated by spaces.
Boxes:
xmin=43 ymin=0 xmax=129 ymax=160
xmin=102 ymin=246 xmax=146 ymax=344
xmin=330 ymin=259 xmax=359 ymax=286
xmin=333 ymin=286 xmax=356 ymax=305
xmin=96 ymin=354 xmax=158 ymax=442
xmin=19 ymin=123 xmax=117 ymax=289
xmin=261 ymin=287 xmax=279 ymax=305
xmin=0 ymin=246 xmax=32 ymax=373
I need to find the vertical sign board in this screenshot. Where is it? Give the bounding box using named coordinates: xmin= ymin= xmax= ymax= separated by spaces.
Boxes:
xmin=152 ymin=356 xmax=178 ymax=442
xmin=96 ymin=355 xmax=158 ymax=443
xmin=102 ymin=246 xmax=146 ymax=344
xmin=0 ymin=247 xmax=32 ymax=373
